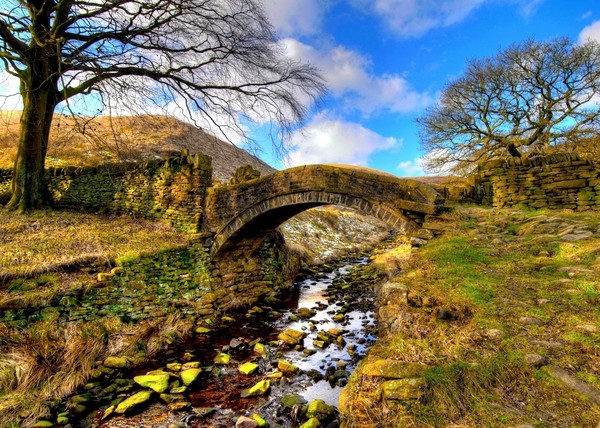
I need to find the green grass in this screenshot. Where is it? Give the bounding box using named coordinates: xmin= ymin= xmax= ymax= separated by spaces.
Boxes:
xmin=349 ymin=206 xmax=600 ymax=427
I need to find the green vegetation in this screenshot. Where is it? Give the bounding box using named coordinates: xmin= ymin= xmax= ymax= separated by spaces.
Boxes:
xmin=345 ymin=206 xmax=600 ymax=427
xmin=0 ymin=313 xmax=195 ymax=427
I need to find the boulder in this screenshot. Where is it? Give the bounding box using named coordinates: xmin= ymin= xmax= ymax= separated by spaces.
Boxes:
xmin=380 ymin=378 xmax=426 ymax=401
xmin=277 ymin=360 xmax=299 ymax=375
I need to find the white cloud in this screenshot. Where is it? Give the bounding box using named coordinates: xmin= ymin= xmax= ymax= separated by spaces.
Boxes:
xmin=351 ymin=0 xmax=485 ymax=38
xmin=511 ymin=0 xmax=544 ymax=18
xmin=285 ymin=113 xmax=401 ymax=167
xmin=281 ymin=38 xmax=432 ymax=114
xmin=262 ymin=0 xmax=324 ymax=36
xmin=397 ymin=157 xmax=426 ymax=176
xmin=579 ymin=20 xmax=600 ymax=43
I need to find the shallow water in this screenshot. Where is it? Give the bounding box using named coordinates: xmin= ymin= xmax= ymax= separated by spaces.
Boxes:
xmin=92 ymin=255 xmax=378 ymax=428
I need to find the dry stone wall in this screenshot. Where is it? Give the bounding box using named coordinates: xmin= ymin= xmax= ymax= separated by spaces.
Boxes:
xmin=476 ymin=153 xmax=600 ymax=210
xmin=0 ymin=152 xmax=212 ymax=233
xmin=0 ymin=230 xmax=296 ymax=327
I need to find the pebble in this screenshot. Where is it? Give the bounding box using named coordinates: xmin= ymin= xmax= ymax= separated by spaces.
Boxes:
xmin=236 ymin=416 xmax=259 ymax=428
xmin=524 ymin=354 xmax=547 ymax=367
xmin=483 ymin=329 xmax=505 ymax=339
xmin=519 ymin=316 xmax=545 ymax=326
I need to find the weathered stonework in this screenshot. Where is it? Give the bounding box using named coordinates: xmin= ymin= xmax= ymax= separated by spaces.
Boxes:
xmin=0 ymin=152 xmax=212 ymax=233
xmin=0 ymin=156 xmax=443 ymax=327
xmin=0 ymin=230 xmax=295 ymax=327
xmin=205 ymin=164 xmax=445 ymax=259
xmin=475 ymin=153 xmax=600 ymax=210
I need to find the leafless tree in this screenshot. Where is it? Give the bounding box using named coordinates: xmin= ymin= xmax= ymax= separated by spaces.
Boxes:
xmin=418 ymin=38 xmax=600 ymax=174
xmin=0 ymin=0 xmax=325 ymax=211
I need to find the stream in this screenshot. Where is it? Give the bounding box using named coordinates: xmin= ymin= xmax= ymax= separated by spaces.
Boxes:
xmin=78 ymin=251 xmax=383 ymax=428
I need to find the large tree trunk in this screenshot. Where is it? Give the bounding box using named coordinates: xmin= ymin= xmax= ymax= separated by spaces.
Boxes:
xmin=5 ymin=81 xmax=56 ymax=212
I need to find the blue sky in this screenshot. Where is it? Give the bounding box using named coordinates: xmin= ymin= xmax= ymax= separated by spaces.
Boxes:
xmin=1 ymin=1 xmax=599 ymax=177
xmin=259 ymin=0 xmax=600 ymax=176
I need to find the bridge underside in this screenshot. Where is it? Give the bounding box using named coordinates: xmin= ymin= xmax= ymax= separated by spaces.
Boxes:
xmin=210 ymin=191 xmax=422 ymax=261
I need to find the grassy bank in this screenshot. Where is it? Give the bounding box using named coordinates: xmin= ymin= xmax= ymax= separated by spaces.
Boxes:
xmin=343 ymin=206 xmax=600 ymax=427
xmin=0 ymin=210 xmax=191 ymax=281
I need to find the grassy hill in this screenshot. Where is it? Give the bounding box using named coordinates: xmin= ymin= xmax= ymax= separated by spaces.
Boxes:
xmin=0 ymin=111 xmax=275 ymax=181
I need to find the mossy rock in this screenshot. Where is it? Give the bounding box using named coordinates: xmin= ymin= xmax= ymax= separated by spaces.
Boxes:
xmin=103 ymin=356 xmax=129 ymax=369
xmin=251 ymin=413 xmax=269 ymax=427
xmin=361 ymin=360 xmax=427 ymax=379
xmin=278 ymin=328 xmax=305 ymax=345
xmin=299 ymin=418 xmax=321 ymax=428
xmin=214 ymin=353 xmax=231 ymax=365
xmin=180 ymin=368 xmax=202 ymax=386
xmin=32 ymin=421 xmax=54 ymax=428
xmin=115 ymin=390 xmax=153 ymax=414
xmin=240 ymin=379 xmax=271 ymax=398
xmin=254 ymin=342 xmax=268 ymax=357
xmin=281 ymin=394 xmax=306 ymax=408
xmin=238 ymin=361 xmax=260 ymax=375
xmin=134 ymin=373 xmax=170 ymax=393
xmin=306 ymin=399 xmax=334 ymax=421
xmin=277 ymin=360 xmax=299 ymax=375
xmin=380 ymin=378 xmax=426 ymax=401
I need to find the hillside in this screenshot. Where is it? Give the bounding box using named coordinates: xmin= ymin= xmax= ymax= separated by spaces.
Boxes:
xmin=0 ymin=111 xmax=275 ymax=181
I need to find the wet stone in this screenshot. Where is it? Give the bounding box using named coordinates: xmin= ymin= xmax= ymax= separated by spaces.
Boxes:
xmin=236 ymin=416 xmax=259 ymax=428
xmin=240 ymin=379 xmax=271 ymax=398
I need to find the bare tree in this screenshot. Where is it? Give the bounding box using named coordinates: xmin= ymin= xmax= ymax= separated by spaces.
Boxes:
xmin=0 ymin=0 xmax=325 ymax=211
xmin=418 ymin=38 xmax=600 ymax=174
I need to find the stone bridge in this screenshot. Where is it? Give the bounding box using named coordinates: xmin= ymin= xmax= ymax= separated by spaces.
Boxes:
xmin=204 ymin=164 xmax=445 ymax=260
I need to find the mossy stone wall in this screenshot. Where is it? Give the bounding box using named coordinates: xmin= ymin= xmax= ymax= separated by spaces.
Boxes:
xmin=476 ymin=153 xmax=600 ymax=210
xmin=0 ymin=152 xmax=212 ymax=233
xmin=0 ymin=231 xmax=296 ymax=327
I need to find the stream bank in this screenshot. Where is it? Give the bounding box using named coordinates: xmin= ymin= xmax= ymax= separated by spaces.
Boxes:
xmin=339 ymin=207 xmax=600 ymax=427
xmin=48 ymin=235 xmax=409 ymax=428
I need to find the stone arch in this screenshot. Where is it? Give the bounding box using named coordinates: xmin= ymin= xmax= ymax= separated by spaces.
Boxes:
xmin=210 ymin=190 xmax=419 ymax=259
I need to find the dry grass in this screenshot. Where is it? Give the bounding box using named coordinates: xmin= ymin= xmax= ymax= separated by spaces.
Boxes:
xmin=0 ymin=312 xmax=195 ymax=427
xmin=0 ymin=209 xmax=191 ymax=281
xmin=0 ymin=111 xmax=274 ymax=180
xmin=348 ymin=206 xmax=600 ymax=427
